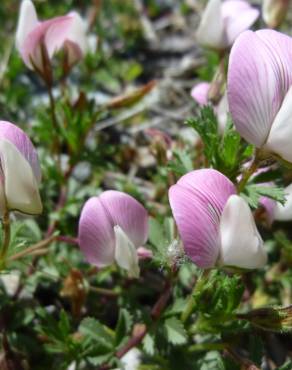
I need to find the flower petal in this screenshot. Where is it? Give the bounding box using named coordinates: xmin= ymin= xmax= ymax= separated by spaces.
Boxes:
xmin=98 ymin=191 xmax=148 ymax=248
xmin=0 ymin=121 xmax=41 ymax=182
xmin=196 ymin=0 xmax=227 ymax=50
xmin=265 ymin=85 xmax=292 ymax=163
xmin=16 ymin=0 xmax=39 ymax=52
xmin=191 ymin=82 xmax=210 ymax=106
xmin=227 ymin=30 xmax=289 ymax=147
xmin=219 ymin=195 xmax=267 ymax=269
xmin=259 ymin=195 xmax=276 ymax=225
xmin=222 ymin=0 xmax=259 ymax=46
xmin=45 ymin=12 xmax=88 ymax=66
xmin=0 ymin=139 xmax=42 ymax=215
xmin=78 ymin=197 xmax=115 ymax=267
xmin=169 ymin=169 xmax=235 ymax=268
xmin=114 ymin=225 xmax=140 ymax=278
xmin=273 ymin=184 xmax=292 ymax=221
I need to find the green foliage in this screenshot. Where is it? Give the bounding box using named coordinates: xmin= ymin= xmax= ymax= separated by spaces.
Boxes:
xmin=164 ymin=317 xmax=187 ymax=345
xmin=192 ymin=270 xmax=244 ymax=332
xmin=242 ymin=184 xmax=286 ymax=209
xmin=186 ymin=107 xmax=251 ymax=180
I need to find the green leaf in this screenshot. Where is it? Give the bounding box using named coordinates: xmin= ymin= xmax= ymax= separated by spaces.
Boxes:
xmin=243 ymin=184 xmax=286 ymax=209
xmin=143 ymin=333 xmax=155 ymax=355
xmin=164 ymin=317 xmax=187 ymax=345
xmin=79 ymin=317 xmax=114 ymax=349
xmin=115 ymin=308 xmax=133 ymax=346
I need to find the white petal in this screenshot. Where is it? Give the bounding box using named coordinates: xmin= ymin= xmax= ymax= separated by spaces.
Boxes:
xmin=0 ymin=139 xmax=42 ymax=215
xmin=114 ymin=225 xmax=140 ymax=278
xmin=265 ymin=85 xmax=292 ymax=163
xmin=274 ymin=183 xmax=292 ymax=221
xmin=16 ymin=0 xmax=38 ymax=51
xmin=219 ymin=195 xmax=267 ymax=269
xmin=196 ymin=0 xmax=227 ymax=50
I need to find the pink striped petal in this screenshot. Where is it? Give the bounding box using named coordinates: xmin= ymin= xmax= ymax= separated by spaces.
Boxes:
xmin=78 ymin=191 xmax=148 ymax=268
xmin=98 ymin=191 xmax=148 ymax=248
xmin=191 ymin=82 xmax=210 ymax=106
xmin=169 ymin=169 xmax=235 ymax=268
xmin=227 ymin=30 xmax=292 ymax=147
xmin=0 ymin=121 xmax=41 ymax=182
xmin=78 ymin=197 xmax=116 ymax=267
xmin=222 ymin=0 xmax=259 ymax=45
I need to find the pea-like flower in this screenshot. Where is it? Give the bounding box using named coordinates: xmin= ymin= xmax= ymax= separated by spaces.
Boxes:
xmin=78 ymin=191 xmax=149 ymax=278
xmin=16 ymin=0 xmax=88 ymax=71
xmin=0 ymin=121 xmax=42 ymax=215
xmin=169 ymin=169 xmax=267 ymax=269
xmin=196 ymin=0 xmax=259 ymax=50
xmin=228 ymin=29 xmax=292 ymax=163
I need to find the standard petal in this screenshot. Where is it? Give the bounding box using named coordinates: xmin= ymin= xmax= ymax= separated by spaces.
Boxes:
xmin=98 ymin=191 xmax=148 ymax=248
xmin=264 ymin=85 xmax=292 ymax=163
xmin=44 ymin=13 xmax=87 ymax=66
xmin=227 ymin=30 xmax=285 ymax=147
xmin=190 ymin=82 xmax=210 ymax=106
xmin=0 ymin=139 xmax=42 ymax=215
xmin=114 ymin=225 xmax=140 ymax=278
xmin=21 ymin=16 xmax=71 ymax=69
xmin=196 ymin=0 xmax=227 ymax=49
xmin=78 ymin=197 xmax=115 ymax=267
xmin=273 ymin=184 xmax=292 ymax=221
xmin=219 ymin=195 xmax=267 ymax=269
xmin=0 ymin=121 xmax=41 ymax=182
xmin=16 ymin=0 xmax=39 ymax=52
xmin=222 ymin=0 xmax=259 ymax=46
xmin=169 ymin=169 xmax=235 ymax=268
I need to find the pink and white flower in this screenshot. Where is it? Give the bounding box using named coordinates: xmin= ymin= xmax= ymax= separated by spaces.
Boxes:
xmin=169 ymin=169 xmax=267 ymax=269
xmin=0 ymin=121 xmax=42 ymax=215
xmin=196 ymin=0 xmax=259 ymax=50
xmin=78 ymin=191 xmax=149 ymax=278
xmin=228 ymin=29 xmax=292 ymax=163
xmin=16 ymin=0 xmax=88 ymax=71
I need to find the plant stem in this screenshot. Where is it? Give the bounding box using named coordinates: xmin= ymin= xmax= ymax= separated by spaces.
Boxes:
xmin=181 ymin=269 xmax=211 ymax=324
xmin=188 ymin=342 xmax=227 ymax=352
xmin=237 ymin=150 xmax=260 ymax=193
xmin=100 ymin=275 xmax=174 ymax=370
xmin=0 ymin=207 xmax=10 ymax=265
xmin=89 ymin=286 xmax=119 ymax=297
xmin=8 ymin=235 xmax=56 ymax=262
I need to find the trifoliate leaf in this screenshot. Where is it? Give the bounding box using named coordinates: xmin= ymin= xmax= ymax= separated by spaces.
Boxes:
xmin=79 ymin=317 xmax=114 ymax=349
xmin=164 ymin=317 xmax=187 ymax=345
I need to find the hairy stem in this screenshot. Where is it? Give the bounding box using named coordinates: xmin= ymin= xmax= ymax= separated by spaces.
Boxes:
xmin=237 ymin=150 xmax=260 ymax=193
xmin=181 ymin=269 xmax=211 ymax=324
